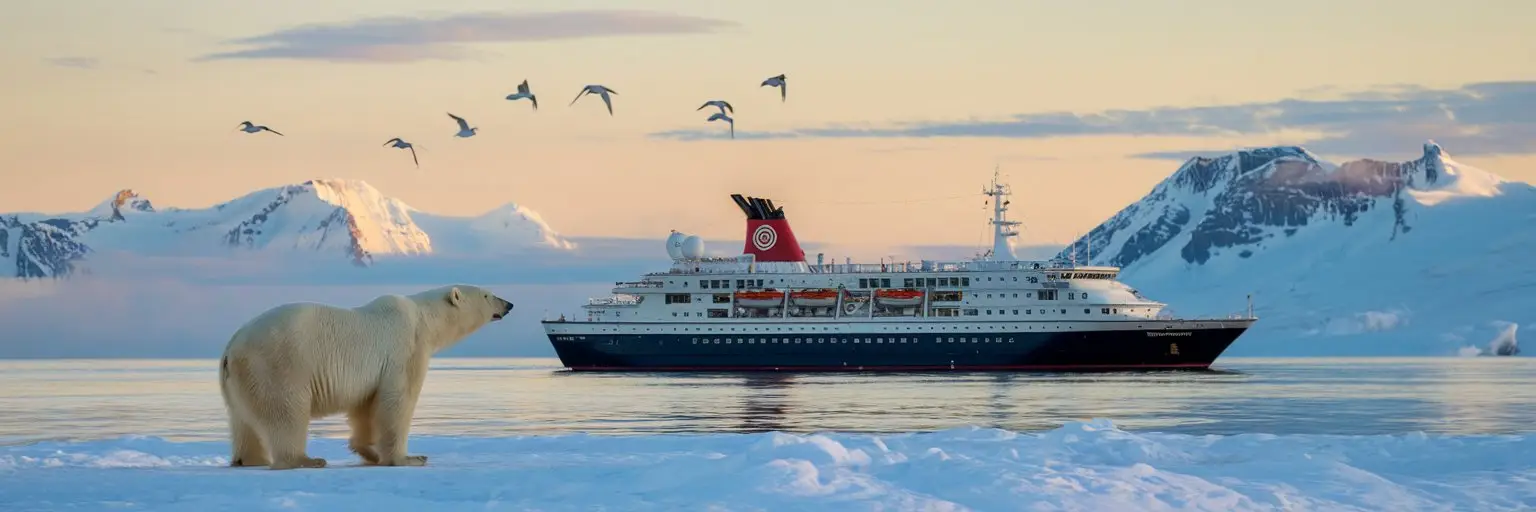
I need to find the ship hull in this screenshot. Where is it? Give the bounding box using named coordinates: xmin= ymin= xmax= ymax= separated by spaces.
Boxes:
xmin=543 ymin=320 xmax=1250 ymax=372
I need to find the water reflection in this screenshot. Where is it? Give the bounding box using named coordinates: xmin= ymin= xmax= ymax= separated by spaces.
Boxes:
xmin=737 ymin=374 xmax=794 ymax=433
xmin=1 ymin=357 xmax=1534 ymax=444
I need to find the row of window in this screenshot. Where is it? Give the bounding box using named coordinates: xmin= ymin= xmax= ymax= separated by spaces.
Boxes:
xmin=678 ymin=273 xmax=1116 ymax=291
xmin=691 ymin=336 xmax=1014 ymax=345
xmin=669 ymin=306 xmax=1130 ymax=318
xmin=664 ymin=289 xmax=1084 ymax=307
xmin=699 ymin=279 xmax=766 ymax=289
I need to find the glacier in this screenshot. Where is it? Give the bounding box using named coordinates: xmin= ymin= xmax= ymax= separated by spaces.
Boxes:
xmin=1056 ymin=141 xmax=1536 ymax=356
xmin=0 ymin=178 xmax=576 ymax=279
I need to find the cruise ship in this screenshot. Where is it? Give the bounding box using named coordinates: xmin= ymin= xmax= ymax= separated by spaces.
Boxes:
xmin=542 ymin=171 xmax=1256 ymax=372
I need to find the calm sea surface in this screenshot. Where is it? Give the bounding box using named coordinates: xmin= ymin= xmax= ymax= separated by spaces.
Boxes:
xmin=2 ymin=357 xmax=1533 ymax=445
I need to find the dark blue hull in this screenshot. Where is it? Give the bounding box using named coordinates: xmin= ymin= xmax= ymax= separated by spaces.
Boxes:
xmin=544 ymin=323 xmax=1248 ymax=372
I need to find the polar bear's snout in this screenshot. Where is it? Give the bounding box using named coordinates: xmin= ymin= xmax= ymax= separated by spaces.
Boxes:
xmin=492 ymin=296 xmax=514 ymax=321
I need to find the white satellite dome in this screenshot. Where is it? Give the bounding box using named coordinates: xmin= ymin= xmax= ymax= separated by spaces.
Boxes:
xmin=666 ymin=231 xmax=686 ymax=260
xmin=681 ymin=235 xmax=705 ymax=259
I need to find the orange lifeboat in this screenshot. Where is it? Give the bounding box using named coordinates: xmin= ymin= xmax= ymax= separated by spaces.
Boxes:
xmin=874 ymin=288 xmax=925 ymax=307
xmin=734 ymin=289 xmax=785 ymax=308
xmin=789 ymin=289 xmax=838 ymax=307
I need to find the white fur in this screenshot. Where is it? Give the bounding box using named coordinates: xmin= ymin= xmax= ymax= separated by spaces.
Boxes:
xmin=217 ymin=284 xmax=513 ymax=470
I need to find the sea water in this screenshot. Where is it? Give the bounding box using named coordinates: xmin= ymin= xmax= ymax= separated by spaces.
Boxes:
xmin=2 ymin=357 xmax=1533 ymax=510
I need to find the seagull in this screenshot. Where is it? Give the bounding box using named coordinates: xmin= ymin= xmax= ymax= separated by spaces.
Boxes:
xmin=697 ymin=100 xmax=733 ymax=115
xmin=236 ymin=121 xmax=283 ymax=136
xmin=707 ymin=112 xmax=735 ymax=140
xmin=447 ymin=112 xmax=477 ymax=137
xmin=505 ymin=80 xmax=537 ymax=110
xmin=383 ymin=138 xmax=419 ymax=168
xmin=569 ymin=85 xmax=618 ymax=115
xmin=760 ymin=74 xmax=786 ymax=102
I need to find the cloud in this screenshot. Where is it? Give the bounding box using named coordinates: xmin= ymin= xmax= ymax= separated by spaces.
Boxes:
xmin=44 ymin=57 xmax=99 ymax=70
xmin=195 ymin=10 xmax=738 ymax=63
xmin=650 ymin=81 xmax=1536 ymax=157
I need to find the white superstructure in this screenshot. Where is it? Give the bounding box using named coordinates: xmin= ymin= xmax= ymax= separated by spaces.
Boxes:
xmin=547 ymin=171 xmax=1223 ymax=330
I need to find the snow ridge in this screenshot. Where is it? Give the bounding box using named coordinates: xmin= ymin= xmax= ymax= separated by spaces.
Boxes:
xmin=1 ymin=179 xmax=573 ymax=279
xmin=1058 ymin=140 xmax=1516 ymax=269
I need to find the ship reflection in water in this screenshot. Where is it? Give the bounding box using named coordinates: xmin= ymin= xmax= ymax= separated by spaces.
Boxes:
xmin=737 ymin=374 xmax=795 ymax=433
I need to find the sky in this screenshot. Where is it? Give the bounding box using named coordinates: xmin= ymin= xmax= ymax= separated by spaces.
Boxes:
xmin=3 ymin=0 xmax=1536 ymax=359
xmin=4 ymin=0 xmax=1536 ymax=252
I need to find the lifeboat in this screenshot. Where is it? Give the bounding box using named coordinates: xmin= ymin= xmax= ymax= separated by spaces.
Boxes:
xmin=733 ymin=289 xmax=785 ymax=308
xmin=874 ymin=288 xmax=925 ymax=307
xmin=789 ymin=289 xmax=838 ymax=307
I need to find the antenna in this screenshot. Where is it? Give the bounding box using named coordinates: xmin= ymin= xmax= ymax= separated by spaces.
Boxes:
xmin=982 ymin=165 xmax=1021 ymax=261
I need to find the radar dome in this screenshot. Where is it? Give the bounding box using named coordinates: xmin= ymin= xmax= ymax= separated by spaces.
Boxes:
xmin=666 ymin=231 xmax=686 ymax=260
xmin=681 ymin=235 xmax=705 ymax=259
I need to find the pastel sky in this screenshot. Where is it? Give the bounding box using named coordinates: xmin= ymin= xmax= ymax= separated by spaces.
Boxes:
xmin=6 ymin=0 xmax=1536 ymax=253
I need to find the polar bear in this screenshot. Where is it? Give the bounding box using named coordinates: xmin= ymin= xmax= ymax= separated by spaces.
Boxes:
xmin=217 ymin=284 xmax=513 ymax=470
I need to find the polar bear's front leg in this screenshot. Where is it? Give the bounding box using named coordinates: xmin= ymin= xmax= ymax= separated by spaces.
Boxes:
xmin=373 ymin=357 xmax=429 ymax=466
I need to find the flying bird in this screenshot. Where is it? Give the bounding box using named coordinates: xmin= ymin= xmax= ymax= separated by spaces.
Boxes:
xmin=697 ymin=100 xmax=733 ymax=115
xmin=569 ymin=85 xmax=618 ymax=115
xmin=707 ymin=112 xmax=735 ymax=140
xmin=236 ymin=121 xmax=283 ymax=136
xmin=383 ymin=138 xmax=419 ymax=168
xmin=505 ymin=80 xmax=537 ymax=110
xmin=760 ymin=74 xmax=786 ymax=102
xmin=447 ymin=112 xmax=477 ymax=138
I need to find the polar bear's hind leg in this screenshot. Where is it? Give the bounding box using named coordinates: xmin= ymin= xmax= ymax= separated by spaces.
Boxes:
xmin=221 ymin=355 xmax=270 ymax=467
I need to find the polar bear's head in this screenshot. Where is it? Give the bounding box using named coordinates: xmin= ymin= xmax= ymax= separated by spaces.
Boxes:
xmin=446 ymin=284 xmax=515 ymax=323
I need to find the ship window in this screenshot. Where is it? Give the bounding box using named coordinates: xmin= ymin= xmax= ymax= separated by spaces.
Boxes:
xmin=1013 ymin=277 xmax=1017 ymax=281
xmin=1027 ymin=292 xmax=1034 ymax=298
xmin=1068 ymin=292 xmax=1076 ymax=300
xmin=1114 ymin=308 xmax=1119 ymax=314
xmin=859 ymin=278 xmax=868 ymax=288
xmin=985 ymin=310 xmax=991 ymax=315
xmin=1102 ymin=308 xmax=1110 ymax=314
xmin=1013 ymin=309 xmax=1019 ymax=315
xmin=926 ymin=278 xmax=936 ymax=286
xmin=1013 ymin=294 xmax=1018 ymax=298
xmin=904 ymin=278 xmax=913 ymax=287
xmin=962 ymin=278 xmax=970 ymax=286
xmin=882 ymin=278 xmax=891 ymax=288
xmin=1085 ymin=309 xmax=1091 ymax=314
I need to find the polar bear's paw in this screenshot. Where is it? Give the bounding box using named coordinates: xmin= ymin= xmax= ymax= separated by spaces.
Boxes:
xmin=270 ymin=456 xmax=327 ymax=470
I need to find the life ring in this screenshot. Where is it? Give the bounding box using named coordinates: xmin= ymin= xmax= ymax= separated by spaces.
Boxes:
xmin=844 ymin=303 xmax=859 ymax=315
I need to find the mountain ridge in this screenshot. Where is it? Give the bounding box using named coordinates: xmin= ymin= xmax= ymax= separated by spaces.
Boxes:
xmin=1050 ymin=140 xmax=1534 ymax=356
xmin=1054 ymin=140 xmax=1516 ymax=269
xmin=0 ymin=178 xmax=576 ymax=279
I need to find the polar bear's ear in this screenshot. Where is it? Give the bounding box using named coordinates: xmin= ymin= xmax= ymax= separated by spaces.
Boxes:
xmin=448 ymin=286 xmax=463 ymax=307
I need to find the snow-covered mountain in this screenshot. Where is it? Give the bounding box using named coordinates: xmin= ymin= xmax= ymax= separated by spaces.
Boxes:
xmin=1057 ymin=141 xmax=1536 ymax=355
xmin=0 ymin=178 xmax=575 ymax=279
